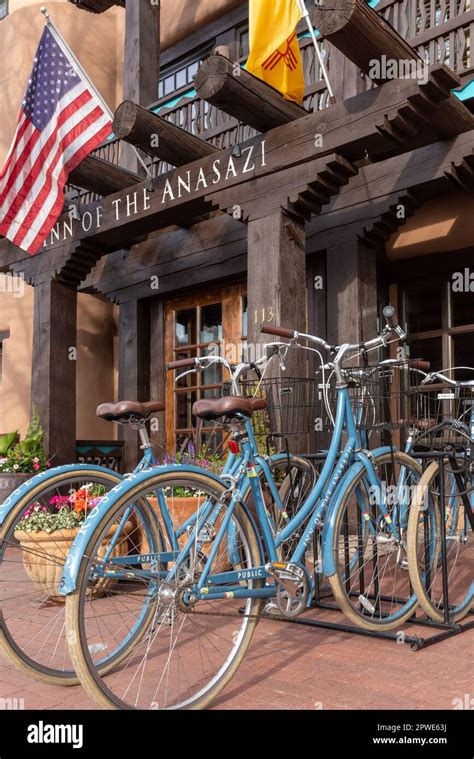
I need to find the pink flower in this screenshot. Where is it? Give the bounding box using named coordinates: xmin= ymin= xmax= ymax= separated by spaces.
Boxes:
xmin=33 ymin=457 xmax=40 ymax=464
xmin=49 ymin=495 xmax=71 ymax=510
xmin=33 ymin=463 xmax=40 ymax=471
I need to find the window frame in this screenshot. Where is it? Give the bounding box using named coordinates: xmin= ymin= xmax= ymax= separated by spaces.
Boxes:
xmin=164 ymin=284 xmax=247 ymax=454
xmin=236 ymin=22 xmax=249 ymax=62
xmin=157 ymin=43 xmax=215 ymax=103
xmin=401 ymin=277 xmax=474 ymax=376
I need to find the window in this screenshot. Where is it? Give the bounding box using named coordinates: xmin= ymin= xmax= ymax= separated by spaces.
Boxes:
xmin=402 ymin=274 xmax=474 ymax=381
xmin=0 ymin=1 xmax=8 ymax=21
xmin=237 ymin=24 xmax=250 ymax=60
xmin=165 ymin=285 xmax=247 ymax=453
xmin=158 ymin=45 xmax=213 ymax=101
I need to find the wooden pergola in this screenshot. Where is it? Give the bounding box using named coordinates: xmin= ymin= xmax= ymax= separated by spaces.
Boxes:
xmin=1 ymin=0 xmax=473 ymax=467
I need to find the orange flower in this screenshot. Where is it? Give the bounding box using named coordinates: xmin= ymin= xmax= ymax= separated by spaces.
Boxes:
xmin=73 ymin=488 xmax=90 ymax=514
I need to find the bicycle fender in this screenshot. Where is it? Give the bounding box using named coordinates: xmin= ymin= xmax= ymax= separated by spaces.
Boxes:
xmin=321 ymin=461 xmax=368 ymax=578
xmin=59 ymin=465 xmax=228 ymax=595
xmin=0 ymin=464 xmax=122 ymax=526
xmin=320 ymin=446 xmax=398 ymax=577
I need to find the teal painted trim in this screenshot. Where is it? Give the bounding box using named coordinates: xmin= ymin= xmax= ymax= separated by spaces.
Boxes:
xmin=300 ymin=27 xmax=320 ymax=40
xmin=152 ymin=88 xmax=197 ymax=113
xmin=76 ymin=446 xmax=119 ymax=455
xmin=368 ymin=0 xmax=380 ymax=6
xmin=454 ymin=79 xmax=474 ymax=101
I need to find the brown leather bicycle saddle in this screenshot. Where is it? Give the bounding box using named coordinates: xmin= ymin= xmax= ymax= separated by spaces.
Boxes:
xmin=97 ymin=401 xmax=165 ymax=423
xmin=193 ymin=396 xmax=267 ymax=421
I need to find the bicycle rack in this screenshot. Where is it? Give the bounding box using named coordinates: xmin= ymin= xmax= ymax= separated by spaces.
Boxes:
xmin=280 ymin=451 xmax=474 ymax=651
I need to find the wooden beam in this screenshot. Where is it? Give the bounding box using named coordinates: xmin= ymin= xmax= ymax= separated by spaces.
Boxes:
xmin=113 ymin=101 xmax=219 ymax=166
xmin=307 ymin=130 xmax=474 ymax=251
xmin=69 ymin=0 xmax=125 ymax=12
xmin=313 ymin=0 xmax=422 ymax=84
xmin=80 ymin=215 xmax=247 ymax=300
xmin=194 ymin=54 xmax=308 ymax=133
xmin=36 ymin=72 xmax=472 ymax=253
xmin=313 ymin=0 xmax=472 ymax=139
xmin=69 ymin=155 xmax=141 ymax=196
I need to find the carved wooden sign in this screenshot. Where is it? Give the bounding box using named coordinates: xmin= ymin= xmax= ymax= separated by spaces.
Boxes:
xmin=43 ymin=139 xmax=267 ymax=250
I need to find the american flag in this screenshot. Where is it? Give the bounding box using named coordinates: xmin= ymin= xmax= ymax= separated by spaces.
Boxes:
xmin=0 ymin=26 xmax=112 ymax=255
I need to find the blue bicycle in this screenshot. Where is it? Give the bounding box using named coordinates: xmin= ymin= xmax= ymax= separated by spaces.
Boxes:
xmin=62 ymin=307 xmax=423 ymax=710
xmin=0 ymin=356 xmax=313 ymax=685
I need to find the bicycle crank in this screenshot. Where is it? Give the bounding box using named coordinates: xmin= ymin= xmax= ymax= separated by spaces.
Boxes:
xmin=265 ymin=561 xmax=310 ymax=619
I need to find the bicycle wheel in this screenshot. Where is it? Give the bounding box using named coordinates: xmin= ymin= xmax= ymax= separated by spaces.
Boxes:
xmin=407 ymin=459 xmax=474 ymax=623
xmin=328 ymin=451 xmax=422 ymax=631
xmin=0 ymin=469 xmax=161 ymax=685
xmin=66 ymin=470 xmax=263 ymax=710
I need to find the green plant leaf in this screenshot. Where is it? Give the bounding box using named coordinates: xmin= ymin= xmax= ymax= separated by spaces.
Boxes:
xmin=0 ymin=431 xmax=18 ymax=456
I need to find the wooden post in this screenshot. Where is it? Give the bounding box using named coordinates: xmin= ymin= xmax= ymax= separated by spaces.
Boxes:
xmin=31 ymin=280 xmax=77 ymax=464
xmin=123 ymin=0 xmax=160 ymax=105
xmin=122 ymin=0 xmax=160 ymax=173
xmin=149 ymin=299 xmax=166 ymax=461
xmin=326 ymin=240 xmax=378 ymax=345
xmin=247 ymin=210 xmax=308 ymax=453
xmin=118 ymin=299 xmax=150 ymax=471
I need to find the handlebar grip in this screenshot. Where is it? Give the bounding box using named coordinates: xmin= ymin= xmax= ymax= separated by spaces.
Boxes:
xmin=166 ymin=358 xmax=197 ymax=371
xmin=383 ymin=305 xmax=399 ymax=330
xmin=260 ymin=322 xmax=295 ymax=339
xmin=408 ymin=359 xmax=431 ymax=372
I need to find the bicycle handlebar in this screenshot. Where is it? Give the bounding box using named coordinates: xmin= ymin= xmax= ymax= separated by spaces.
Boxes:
xmin=261 ymin=323 xmax=296 ymax=339
xmin=260 ymin=306 xmax=405 ymax=359
xmin=382 ymin=305 xmax=398 ymax=330
xmin=166 ymin=358 xmax=198 ymax=370
xmin=407 ymin=359 xmax=431 ymax=372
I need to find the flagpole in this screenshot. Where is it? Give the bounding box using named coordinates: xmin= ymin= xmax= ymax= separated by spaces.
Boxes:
xmin=297 ymin=0 xmax=335 ymax=104
xmin=40 ymin=6 xmax=153 ymax=180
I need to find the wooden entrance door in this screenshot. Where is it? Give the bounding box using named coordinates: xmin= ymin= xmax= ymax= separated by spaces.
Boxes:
xmin=164 ymin=283 xmax=247 ymax=454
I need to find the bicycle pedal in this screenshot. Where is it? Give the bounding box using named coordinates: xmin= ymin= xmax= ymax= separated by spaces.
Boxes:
xmin=262 ymin=600 xmax=284 ymax=617
xmin=265 ymin=561 xmax=307 ymax=598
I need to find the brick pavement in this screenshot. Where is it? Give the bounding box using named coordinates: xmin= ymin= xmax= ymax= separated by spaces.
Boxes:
xmin=0 ymin=608 xmax=471 ymax=711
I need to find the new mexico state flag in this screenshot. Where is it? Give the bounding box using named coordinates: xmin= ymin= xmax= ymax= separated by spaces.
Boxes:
xmin=246 ymin=0 xmax=304 ymax=104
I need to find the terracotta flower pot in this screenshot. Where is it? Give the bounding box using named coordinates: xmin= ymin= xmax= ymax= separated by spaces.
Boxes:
xmin=141 ymin=497 xmax=231 ymax=573
xmin=15 ymin=521 xmax=134 ymax=603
